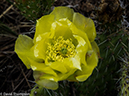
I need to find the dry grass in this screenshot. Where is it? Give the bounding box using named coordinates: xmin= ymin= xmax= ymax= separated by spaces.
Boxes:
xmin=0 ymin=0 xmax=35 ymax=93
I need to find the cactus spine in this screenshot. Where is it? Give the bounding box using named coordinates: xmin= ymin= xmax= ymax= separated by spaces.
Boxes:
xmin=119 ymin=54 xmax=129 ymax=96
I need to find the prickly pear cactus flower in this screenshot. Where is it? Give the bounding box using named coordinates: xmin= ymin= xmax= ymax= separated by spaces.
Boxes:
xmin=15 ymin=6 xmax=99 ymax=90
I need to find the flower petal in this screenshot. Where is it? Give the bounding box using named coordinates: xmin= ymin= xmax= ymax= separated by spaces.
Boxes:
xmin=50 ymin=18 xmax=92 ymax=49
xmin=63 ymin=56 xmax=81 ymax=70
xmin=75 ymin=65 xmax=93 ymax=81
xmin=33 ymin=33 xmax=50 ymax=60
xmin=91 ymin=41 xmax=100 ymax=56
xmin=28 ymin=58 xmax=57 ymax=76
xmin=36 ymin=79 xmax=58 ymax=90
xmin=33 ymin=71 xmax=58 ymax=82
xmin=86 ymin=49 xmax=98 ymax=67
xmin=73 ymin=13 xmax=96 ymax=42
xmin=70 ymin=21 xmax=92 ymax=50
xmin=14 ymin=35 xmax=41 ymax=69
xmin=50 ymin=19 xmax=78 ymax=46
xmin=73 ymin=35 xmax=88 ymax=66
xmin=33 ymin=71 xmax=44 ymax=81
xmin=33 ymin=71 xmax=58 ymax=90
xmin=48 ymin=61 xmax=68 ymax=74
xmin=86 ymin=41 xmax=99 ymax=67
xmin=50 ymin=19 xmax=73 ymax=39
xmin=40 ymin=74 xmax=58 ymax=82
xmin=75 ymin=48 xmax=98 ymax=81
xmin=58 ymin=69 xmax=76 ymax=81
xmin=33 ymin=14 xmax=55 ymax=43
xmin=76 ymin=74 xmax=90 ymax=82
xmin=50 ymin=6 xmax=74 ymax=21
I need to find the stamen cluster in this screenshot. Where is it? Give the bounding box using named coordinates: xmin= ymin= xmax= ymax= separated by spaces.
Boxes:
xmin=46 ymin=36 xmax=76 ymax=62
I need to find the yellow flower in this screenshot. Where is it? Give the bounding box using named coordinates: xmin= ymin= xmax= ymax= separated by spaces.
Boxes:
xmin=15 ymin=6 xmax=99 ymax=90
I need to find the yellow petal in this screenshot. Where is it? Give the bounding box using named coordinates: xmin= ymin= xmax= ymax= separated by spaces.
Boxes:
xmin=28 ymin=58 xmax=57 ymax=76
xmin=50 ymin=18 xmax=92 ymax=50
xmin=63 ymin=56 xmax=81 ymax=71
xmin=91 ymin=41 xmax=100 ymax=56
xmin=37 ymin=68 xmax=76 ymax=82
xmin=33 ymin=71 xmax=44 ymax=81
xmin=86 ymin=49 xmax=98 ymax=67
xmin=75 ymin=65 xmax=94 ymax=81
xmin=33 ymin=71 xmax=58 ymax=83
xmin=86 ymin=41 xmax=99 ymax=67
xmin=50 ymin=19 xmax=73 ymax=39
xmin=73 ymin=13 xmax=96 ymax=42
xmin=50 ymin=19 xmax=78 ymax=47
xmin=50 ymin=6 xmax=74 ymax=21
xmin=36 ymin=79 xmax=58 ymax=90
xmin=73 ymin=35 xmax=88 ymax=66
xmin=58 ymin=69 xmax=76 ymax=81
xmin=14 ymin=35 xmax=41 ymax=69
xmin=33 ymin=33 xmax=50 ymax=60
xmin=33 ymin=14 xmax=55 ymax=43
xmin=70 ymin=22 xmax=92 ymax=50
xmin=70 ymin=56 xmax=81 ymax=70
xmin=76 ymin=74 xmax=90 ymax=82
xmin=40 ymin=74 xmax=58 ymax=82
xmin=75 ymin=49 xmax=98 ymax=81
xmin=48 ymin=61 xmax=68 ymax=74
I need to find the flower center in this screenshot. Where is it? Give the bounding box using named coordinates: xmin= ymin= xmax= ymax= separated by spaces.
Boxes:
xmin=46 ymin=36 xmax=76 ymax=62
xmin=61 ymin=47 xmax=67 ymax=55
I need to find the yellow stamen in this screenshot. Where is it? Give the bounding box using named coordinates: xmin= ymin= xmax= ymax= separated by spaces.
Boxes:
xmin=46 ymin=36 xmax=76 ymax=62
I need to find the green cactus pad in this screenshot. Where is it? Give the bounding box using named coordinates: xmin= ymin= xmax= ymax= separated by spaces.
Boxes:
xmin=75 ymin=21 xmax=129 ymax=96
xmin=14 ymin=0 xmax=54 ymax=20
